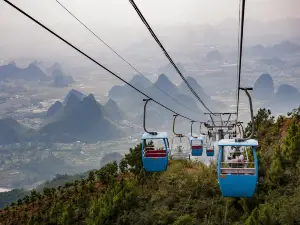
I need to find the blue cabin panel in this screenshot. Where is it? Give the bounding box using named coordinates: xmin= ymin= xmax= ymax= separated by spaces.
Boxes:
xmin=141 ymin=138 xmax=169 ymax=172
xmin=192 ymin=149 xmax=203 ymax=156
xmin=219 ymin=174 xmax=257 ymax=197
xmin=206 ymin=150 xmax=214 ymax=157
xmin=190 ymin=139 xmax=203 ymax=156
xmin=217 ymin=144 xmax=259 ymax=198
xmin=142 ymin=157 xmax=168 ymax=172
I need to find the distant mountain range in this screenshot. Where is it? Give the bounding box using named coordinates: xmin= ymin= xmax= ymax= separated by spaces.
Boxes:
xmin=0 ymin=62 xmax=49 ymax=81
xmin=205 ymin=50 xmax=223 ymax=62
xmin=253 ymin=74 xmax=275 ymax=101
xmin=47 ymin=89 xmax=124 ymax=122
xmin=122 ymin=18 xmax=300 ymax=61
xmin=42 ymin=89 xmax=126 ymax=143
xmin=253 ymin=73 xmax=300 ymax=113
xmin=226 ymin=40 xmax=300 ymax=67
xmin=63 ymin=89 xmax=85 ymax=105
xmin=52 ymin=68 xmax=75 ymax=87
xmin=0 ymin=89 xmax=126 ymax=144
xmin=108 ymin=73 xmax=222 ymax=129
xmin=0 ymin=118 xmax=39 ymax=145
xmin=46 ymin=62 xmax=64 ymax=75
xmin=42 ymin=94 xmax=122 ymax=143
xmin=100 ymin=152 xmax=123 ymax=167
xmin=245 ymin=41 xmax=300 ymax=58
xmin=104 ymin=99 xmax=125 ymax=122
xmin=158 ymin=63 xmax=187 ymax=79
xmin=0 ymin=61 xmax=75 ymax=87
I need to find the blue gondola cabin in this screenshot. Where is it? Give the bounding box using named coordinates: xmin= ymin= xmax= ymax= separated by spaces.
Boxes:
xmin=217 ymin=139 xmax=259 ymax=198
xmin=141 ymin=132 xmax=169 ymax=172
xmin=190 ymin=136 xmax=204 ymax=156
xmin=206 ymin=145 xmax=214 ymax=157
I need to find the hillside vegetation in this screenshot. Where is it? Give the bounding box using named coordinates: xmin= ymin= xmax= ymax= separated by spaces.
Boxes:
xmin=0 ymin=173 xmax=91 ymax=209
xmin=1 ymin=107 xmax=300 ymax=224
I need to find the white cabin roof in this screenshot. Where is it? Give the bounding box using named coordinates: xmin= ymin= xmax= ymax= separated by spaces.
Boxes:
xmin=218 ymin=138 xmax=258 ymax=146
xmin=190 ymin=136 xmax=204 ymax=141
xmin=141 ymin=132 xmax=168 ymax=139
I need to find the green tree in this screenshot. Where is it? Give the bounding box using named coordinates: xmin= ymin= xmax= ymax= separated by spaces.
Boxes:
xmin=30 ymin=189 xmax=38 ymax=202
xmin=88 ymin=179 xmax=137 ymax=225
xmin=266 ymin=144 xmax=284 ymax=186
xmin=245 ymin=108 xmax=274 ymax=138
xmin=17 ymin=199 xmax=22 ymax=206
xmin=88 ymin=171 xmax=95 ymax=182
xmin=283 ymin=121 xmax=300 ymax=165
xmin=119 ymin=158 xmax=128 ymax=173
xmin=97 ymin=161 xmax=118 ymax=184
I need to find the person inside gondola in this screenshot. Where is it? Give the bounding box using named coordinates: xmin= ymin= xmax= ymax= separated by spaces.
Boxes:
xmin=228 ymin=149 xmax=245 ymax=168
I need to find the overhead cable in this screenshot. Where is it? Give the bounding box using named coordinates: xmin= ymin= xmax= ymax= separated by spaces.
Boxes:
xmin=235 ymin=0 xmax=242 ymax=122
xmin=55 ymin=0 xmax=199 ymax=114
xmin=236 ymin=0 xmax=246 ymax=121
xmin=128 ymin=0 xmax=215 ymax=115
xmin=3 ymin=0 xmax=200 ymax=123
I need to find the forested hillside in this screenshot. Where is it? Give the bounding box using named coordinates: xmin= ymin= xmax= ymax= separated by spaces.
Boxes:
xmin=1 ymin=107 xmax=300 ymax=225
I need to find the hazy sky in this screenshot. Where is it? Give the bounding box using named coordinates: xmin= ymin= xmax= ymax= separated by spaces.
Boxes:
xmin=1 ymin=0 xmax=300 ymax=28
xmin=1 ymin=0 xmax=300 ymax=61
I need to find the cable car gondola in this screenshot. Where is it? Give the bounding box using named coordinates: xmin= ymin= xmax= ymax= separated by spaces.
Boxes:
xmin=206 ymin=145 xmax=215 ymax=157
xmin=170 ymin=115 xmax=191 ymax=160
xmin=190 ymin=121 xmax=205 ymax=156
xmin=190 ymin=136 xmax=204 ymax=156
xmin=217 ymin=88 xmax=259 ymax=197
xmin=218 ymin=139 xmax=258 ymax=197
xmin=206 ymin=130 xmax=215 ymax=157
xmin=141 ymin=99 xmax=169 ymax=172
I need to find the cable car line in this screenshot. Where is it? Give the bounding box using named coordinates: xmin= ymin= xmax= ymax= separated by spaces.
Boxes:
xmin=3 ymin=0 xmax=201 ymax=124
xmin=55 ymin=0 xmax=199 ymax=115
xmin=236 ymin=0 xmax=246 ymax=121
xmin=128 ymin=0 xmax=215 ymax=115
xmin=235 ymin=0 xmax=242 ymax=122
